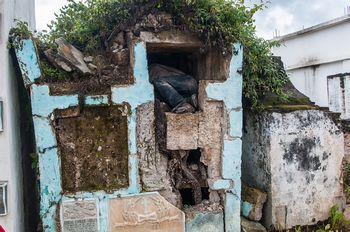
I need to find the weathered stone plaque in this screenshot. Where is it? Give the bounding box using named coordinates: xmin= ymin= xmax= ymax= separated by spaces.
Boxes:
xmin=108 ymin=192 xmax=185 ymax=232
xmin=61 ymin=200 xmax=99 ymax=232
xmin=56 ymin=105 xmax=129 ymax=192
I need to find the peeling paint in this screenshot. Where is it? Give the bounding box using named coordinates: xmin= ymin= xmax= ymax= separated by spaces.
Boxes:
xmin=208 ymin=179 xmax=234 ymax=190
xmin=14 ymin=39 xmax=41 ymax=86
xmin=31 ymin=85 xmax=79 ymax=117
xmin=32 ymin=116 xmax=57 ymax=153
xmin=205 ymin=43 xmax=243 ymax=232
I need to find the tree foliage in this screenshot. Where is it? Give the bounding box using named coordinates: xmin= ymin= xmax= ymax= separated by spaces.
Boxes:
xmin=39 ymin=0 xmax=288 ymax=108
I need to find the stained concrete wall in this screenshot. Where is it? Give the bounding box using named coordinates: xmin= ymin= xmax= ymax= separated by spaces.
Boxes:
xmin=243 ymin=110 xmax=344 ymax=229
xmin=0 ymin=0 xmax=35 ymax=231
xmin=328 ymin=74 xmax=350 ymax=119
xmin=273 ymin=16 xmax=350 ymax=108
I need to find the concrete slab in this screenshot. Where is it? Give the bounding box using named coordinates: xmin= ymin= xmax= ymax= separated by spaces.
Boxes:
xmin=108 ymin=192 xmax=185 ymax=232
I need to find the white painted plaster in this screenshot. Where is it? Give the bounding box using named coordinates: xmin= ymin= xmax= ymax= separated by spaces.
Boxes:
xmin=0 ymin=0 xmax=35 ymax=231
xmin=328 ymin=74 xmax=350 ymax=119
xmin=273 ymin=16 xmax=350 ymax=108
xmin=243 ymin=110 xmax=344 ymax=229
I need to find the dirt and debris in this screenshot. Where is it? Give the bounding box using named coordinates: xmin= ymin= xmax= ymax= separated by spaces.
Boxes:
xmin=35 ymin=11 xmax=178 ymax=96
xmin=55 ymin=38 xmax=92 ymax=74
xmin=154 ymin=99 xmax=219 ymax=210
xmin=184 ymin=201 xmax=223 ymax=220
xmin=41 ymin=35 xmax=132 ymax=95
xmin=242 ymin=184 xmax=267 ymax=222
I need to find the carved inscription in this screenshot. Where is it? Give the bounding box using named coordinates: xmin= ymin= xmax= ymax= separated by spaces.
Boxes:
xmin=109 ymin=193 xmax=185 ymax=232
xmin=61 ymin=200 xmax=98 ymax=232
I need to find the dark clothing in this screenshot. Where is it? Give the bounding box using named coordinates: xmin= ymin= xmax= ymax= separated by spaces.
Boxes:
xmin=149 ymin=64 xmax=198 ymax=109
xmin=149 ymin=64 xmax=185 ymax=83
xmin=152 ymin=74 xmax=198 ymax=108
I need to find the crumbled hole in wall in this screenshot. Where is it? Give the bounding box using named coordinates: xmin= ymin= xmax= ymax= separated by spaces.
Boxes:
xmin=180 ymin=187 xmax=210 ymax=206
xmin=148 ymin=47 xmax=221 ymax=210
xmin=201 ymin=187 xmax=210 ymax=200
xmin=187 ymin=149 xmax=201 ymax=164
xmin=178 ymin=149 xmax=209 ymax=206
xmin=180 ymin=188 xmax=195 ymax=206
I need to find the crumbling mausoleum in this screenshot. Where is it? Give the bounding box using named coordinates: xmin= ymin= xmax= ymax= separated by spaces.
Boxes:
xmin=10 ymin=3 xmax=348 ymax=232
xmin=13 ymin=12 xmax=243 ymax=232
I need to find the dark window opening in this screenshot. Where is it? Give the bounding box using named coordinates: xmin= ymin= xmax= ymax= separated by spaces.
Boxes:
xmin=180 ymin=188 xmax=196 ymax=206
xmin=187 ymin=149 xmax=201 ymax=165
xmin=179 ymin=187 xmax=210 ymax=207
xmin=147 ymin=49 xmax=200 ymax=113
xmin=147 ymin=51 xmax=197 ymax=78
xmin=201 ymin=187 xmax=210 ymax=201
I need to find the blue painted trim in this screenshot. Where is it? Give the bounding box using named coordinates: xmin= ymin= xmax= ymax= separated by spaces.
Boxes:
xmin=205 ymin=43 xmax=243 ymax=232
xmin=14 ymin=39 xmax=41 ymax=86
xmin=39 ymin=148 xmax=62 ymax=230
xmin=32 ymin=116 xmax=57 ymax=153
xmin=31 ymin=85 xmax=79 ymax=117
xmin=85 ymin=95 xmax=109 ymax=106
xmin=241 ymin=201 xmax=253 ymax=218
xmin=209 ymin=179 xmax=234 ymax=190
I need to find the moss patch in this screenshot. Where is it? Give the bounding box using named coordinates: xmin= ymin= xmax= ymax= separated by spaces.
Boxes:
xmin=55 ymin=105 xmax=129 ymax=193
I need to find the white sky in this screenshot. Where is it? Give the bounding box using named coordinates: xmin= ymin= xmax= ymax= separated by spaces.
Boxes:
xmin=35 ymin=0 xmax=350 ymax=39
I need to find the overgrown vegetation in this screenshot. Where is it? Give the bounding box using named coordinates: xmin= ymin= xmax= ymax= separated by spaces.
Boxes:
xmin=11 ymin=0 xmax=289 ymax=108
xmin=40 ymin=60 xmax=67 ymax=81
xmin=343 ymin=161 xmax=350 ymax=200
xmin=316 ymin=205 xmax=350 ymax=232
xmin=7 ymin=20 xmax=33 ymax=49
xmin=278 ymin=205 xmax=349 ymax=232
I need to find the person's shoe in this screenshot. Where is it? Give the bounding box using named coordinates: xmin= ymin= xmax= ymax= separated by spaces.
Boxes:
xmin=172 ymin=102 xmax=195 ymax=114
xmin=188 ymin=94 xmax=198 ymax=108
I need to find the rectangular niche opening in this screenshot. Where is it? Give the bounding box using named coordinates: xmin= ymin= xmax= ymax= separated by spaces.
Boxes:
xmin=147 ymin=48 xmax=198 ymax=79
xmin=147 ymin=47 xmax=201 ymax=113
xmin=55 ymin=105 xmax=129 ymax=193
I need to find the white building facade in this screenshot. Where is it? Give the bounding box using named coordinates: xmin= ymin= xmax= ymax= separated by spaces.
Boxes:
xmin=273 ymin=16 xmax=350 ymax=118
xmin=0 ymin=0 xmax=35 ymax=231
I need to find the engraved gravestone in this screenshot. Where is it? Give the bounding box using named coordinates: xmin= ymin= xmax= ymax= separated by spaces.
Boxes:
xmin=61 ymin=200 xmax=98 ymax=232
xmin=108 ymin=192 xmax=185 ymax=232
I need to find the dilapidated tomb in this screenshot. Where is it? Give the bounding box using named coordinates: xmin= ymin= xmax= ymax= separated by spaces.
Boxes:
xmin=13 ymin=13 xmax=243 ymax=232
xmin=241 ymin=82 xmax=345 ymax=230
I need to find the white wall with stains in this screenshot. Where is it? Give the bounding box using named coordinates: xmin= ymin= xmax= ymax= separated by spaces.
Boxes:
xmin=0 ymin=0 xmax=35 ymax=231
xmin=243 ymin=110 xmax=344 ymax=229
xmin=273 ymin=16 xmax=350 ymax=108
